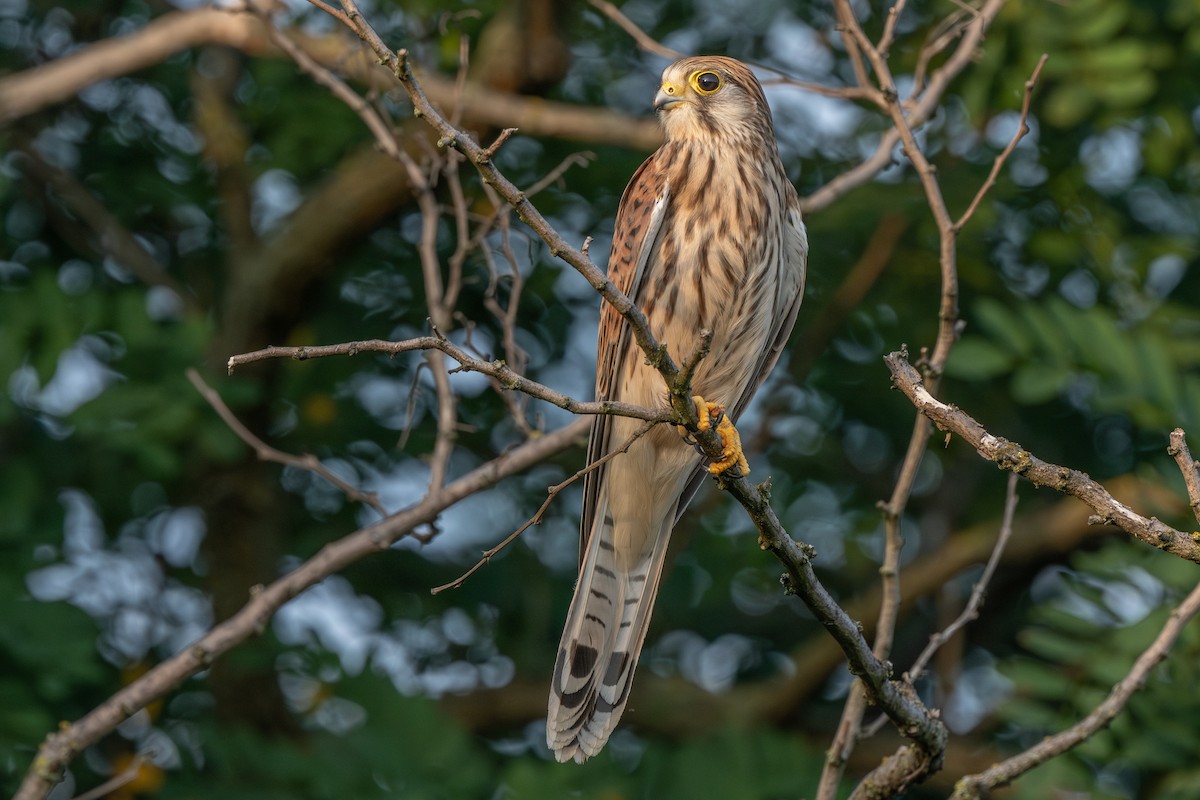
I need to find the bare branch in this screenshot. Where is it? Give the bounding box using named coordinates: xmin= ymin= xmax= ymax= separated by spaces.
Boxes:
xmin=877 ymin=0 xmax=910 ymax=57
xmin=0 ymin=8 xmax=661 ymax=151
xmin=819 ymin=3 xmax=1018 ymax=794
xmin=16 ymin=148 xmax=198 ymax=313
xmin=1168 ymin=428 xmax=1200 ymax=527
xmin=413 ymin=157 xmax=460 ymax=494
xmin=954 ymin=54 xmax=1049 ymax=232
xmin=908 ymin=473 xmax=1018 ymax=687
xmin=886 ymin=350 xmax=1200 ymax=563
xmin=69 ymin=755 xmax=145 ymax=800
xmin=909 ymin=10 xmax=972 ymax=102
xmin=186 ymin=369 xmax=387 ymax=516
xmin=952 ymin=578 xmax=1200 ymax=799
xmin=431 ymin=420 xmax=656 ymax=595
xmin=586 ymin=0 xmax=681 ymax=61
xmin=12 ymin=415 xmax=591 ymax=800
xmin=833 ymin=0 xmax=872 ymax=89
xmin=861 ymin=473 xmax=1020 ymax=743
xmin=228 ymin=338 xmax=676 ymax=425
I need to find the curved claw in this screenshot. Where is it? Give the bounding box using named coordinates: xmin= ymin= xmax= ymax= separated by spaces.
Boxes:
xmin=676 ymin=423 xmax=705 ymax=457
xmin=690 ymin=395 xmax=749 ymax=477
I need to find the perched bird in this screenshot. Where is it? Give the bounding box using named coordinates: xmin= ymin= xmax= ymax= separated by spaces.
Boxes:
xmin=547 ymin=56 xmax=809 ymax=763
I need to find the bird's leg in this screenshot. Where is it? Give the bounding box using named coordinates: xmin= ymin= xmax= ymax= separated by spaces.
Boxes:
xmin=690 ymin=395 xmax=750 ymax=477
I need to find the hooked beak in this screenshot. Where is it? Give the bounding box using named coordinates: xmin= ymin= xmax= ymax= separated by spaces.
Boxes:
xmin=653 ymin=82 xmax=684 ymax=113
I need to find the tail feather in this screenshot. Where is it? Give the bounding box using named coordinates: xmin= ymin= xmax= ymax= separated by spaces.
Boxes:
xmin=547 ymin=499 xmax=675 ymax=762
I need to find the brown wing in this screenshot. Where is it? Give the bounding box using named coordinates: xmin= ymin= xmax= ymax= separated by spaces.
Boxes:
xmin=578 ymin=150 xmax=671 ymax=564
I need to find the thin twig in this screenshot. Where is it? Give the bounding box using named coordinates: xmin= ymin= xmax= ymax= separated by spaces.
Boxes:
xmin=954 ymin=54 xmax=1048 ymax=232
xmin=834 ymin=0 xmax=872 ymax=90
xmin=877 ymin=0 xmax=910 ymax=58
xmin=227 ymin=338 xmax=676 ymax=425
xmin=863 ymin=473 xmax=1020 ymax=738
xmin=479 ymin=201 xmax=532 ymax=434
xmin=303 ymin=0 xmax=352 ymax=28
xmin=1168 ymin=428 xmax=1200 ymax=526
xmin=186 ymin=368 xmax=387 ymax=516
xmin=69 ymin=755 xmax=145 ymax=800
xmin=586 ymin=0 xmax=681 ymax=60
xmin=909 ymin=10 xmax=971 ymax=102
xmin=910 ymin=473 xmax=1018 ymax=684
xmin=414 ymin=155 xmax=460 ymax=493
xmin=431 ymin=420 xmax=655 ymax=594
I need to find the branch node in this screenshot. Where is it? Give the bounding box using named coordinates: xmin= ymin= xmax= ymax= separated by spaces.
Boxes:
xmin=756 ymin=477 xmax=773 ymax=499
xmin=191 ymin=645 xmax=213 ymax=668
xmin=480 ymin=127 xmax=517 ymax=162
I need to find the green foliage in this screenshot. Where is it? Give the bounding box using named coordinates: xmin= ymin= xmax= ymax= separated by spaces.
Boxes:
xmin=948 ymin=295 xmax=1200 ymax=427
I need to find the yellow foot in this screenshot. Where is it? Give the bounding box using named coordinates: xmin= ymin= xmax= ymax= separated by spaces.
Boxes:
xmin=691 ymin=395 xmax=750 ymax=477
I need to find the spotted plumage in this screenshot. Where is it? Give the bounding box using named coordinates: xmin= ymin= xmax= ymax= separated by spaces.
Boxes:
xmin=547 ymin=56 xmax=809 ymax=763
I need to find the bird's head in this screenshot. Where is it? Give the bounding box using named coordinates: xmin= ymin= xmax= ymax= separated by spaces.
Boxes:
xmin=653 ymin=56 xmax=774 ymax=144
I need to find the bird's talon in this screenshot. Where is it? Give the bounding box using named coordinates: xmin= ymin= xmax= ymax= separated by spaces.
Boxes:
xmin=692 ymin=395 xmax=717 ymax=432
xmin=676 ymin=424 xmax=698 ymax=447
xmin=689 ymin=395 xmax=749 ymax=477
xmin=708 ymin=414 xmax=750 ymax=476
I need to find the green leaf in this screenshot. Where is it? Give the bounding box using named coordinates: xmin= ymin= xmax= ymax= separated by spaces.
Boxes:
xmin=1011 ymin=362 xmax=1072 ymax=404
xmin=945 ymin=337 xmax=1015 ymax=381
xmin=973 ymin=297 xmax=1034 ymax=357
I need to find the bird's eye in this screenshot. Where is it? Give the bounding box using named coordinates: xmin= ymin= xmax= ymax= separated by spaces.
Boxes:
xmin=693 ymin=71 xmax=722 ymax=94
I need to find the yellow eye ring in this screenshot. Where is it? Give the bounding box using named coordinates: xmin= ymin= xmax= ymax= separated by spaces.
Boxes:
xmin=690 ymin=70 xmax=722 ymax=95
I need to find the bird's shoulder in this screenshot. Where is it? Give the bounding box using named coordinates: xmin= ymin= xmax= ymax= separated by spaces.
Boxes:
xmin=609 ymin=149 xmax=670 ymax=283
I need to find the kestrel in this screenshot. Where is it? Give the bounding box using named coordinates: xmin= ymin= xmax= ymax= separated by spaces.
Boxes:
xmin=547 ymin=56 xmax=808 ymax=763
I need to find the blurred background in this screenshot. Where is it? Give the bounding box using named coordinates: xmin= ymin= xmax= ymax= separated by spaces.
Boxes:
xmin=2 ymin=0 xmax=1200 ymax=797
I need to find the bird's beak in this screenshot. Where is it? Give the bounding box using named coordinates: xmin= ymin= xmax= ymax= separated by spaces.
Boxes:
xmin=653 ymin=81 xmax=685 ymax=113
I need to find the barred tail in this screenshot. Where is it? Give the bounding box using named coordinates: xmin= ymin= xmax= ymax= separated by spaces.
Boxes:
xmin=546 ymin=504 xmax=674 ymax=763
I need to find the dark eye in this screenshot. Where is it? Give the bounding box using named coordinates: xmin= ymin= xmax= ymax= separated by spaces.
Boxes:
xmin=695 ymin=71 xmax=721 ymax=93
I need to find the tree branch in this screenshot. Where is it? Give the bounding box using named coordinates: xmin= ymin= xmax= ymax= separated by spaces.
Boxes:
xmin=185 ymin=368 xmax=386 ymax=516
xmin=954 ymin=54 xmax=1048 ymax=232
xmin=0 ymin=7 xmax=661 ymax=150
xmin=13 ymin=416 xmax=592 ymax=800
xmin=227 ymin=338 xmax=675 ymax=425
xmin=15 ymin=147 xmax=199 ymax=314
xmin=952 ymin=577 xmax=1200 ymax=799
xmin=1168 ymin=428 xmax=1200 ymax=527
xmin=819 ymin=4 xmax=1033 ymax=794
xmin=431 ymin=420 xmax=656 ymax=595
xmin=885 ymin=350 xmax=1200 ymax=563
